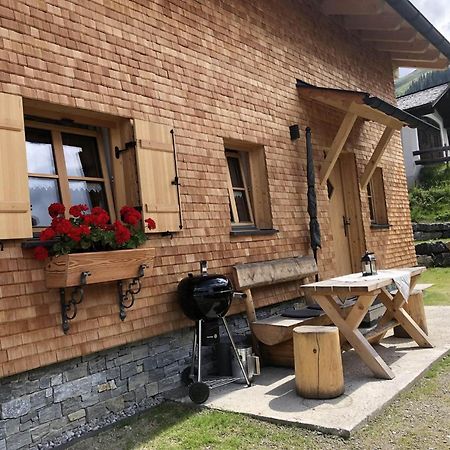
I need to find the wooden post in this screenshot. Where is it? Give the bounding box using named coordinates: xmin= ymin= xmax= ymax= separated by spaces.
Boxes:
xmin=293 ymin=325 xmax=344 ymax=399
xmin=394 ymin=290 xmax=428 ymax=338
xmin=243 ymin=289 xmax=260 ymax=355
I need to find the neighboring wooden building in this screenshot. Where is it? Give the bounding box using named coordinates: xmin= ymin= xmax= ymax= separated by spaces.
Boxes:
xmin=0 ymin=0 xmax=449 ymax=447
xmin=398 ymin=83 xmax=450 ymax=187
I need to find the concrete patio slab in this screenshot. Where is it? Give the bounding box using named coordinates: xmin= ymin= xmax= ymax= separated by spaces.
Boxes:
xmin=183 ymin=306 xmax=450 ymax=437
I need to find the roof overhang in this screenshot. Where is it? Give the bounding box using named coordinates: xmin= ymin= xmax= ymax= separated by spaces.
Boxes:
xmin=296 ymin=80 xmax=438 ymax=188
xmin=296 ymin=80 xmax=438 ymax=131
xmin=317 ymin=0 xmax=450 ymax=69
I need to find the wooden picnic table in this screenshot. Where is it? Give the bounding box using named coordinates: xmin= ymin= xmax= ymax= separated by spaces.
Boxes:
xmin=301 ymin=267 xmax=433 ymax=380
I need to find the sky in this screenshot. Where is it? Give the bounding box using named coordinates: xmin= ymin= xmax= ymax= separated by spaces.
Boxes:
xmin=398 ymin=0 xmax=450 ymax=76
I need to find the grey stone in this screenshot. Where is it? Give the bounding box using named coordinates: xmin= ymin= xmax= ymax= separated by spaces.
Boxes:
xmin=62 ymin=397 xmax=82 ymax=416
xmin=38 ymin=404 xmax=62 ymax=424
xmin=434 ymin=252 xmax=450 ymax=267
xmin=63 ymin=363 xmax=88 ymax=382
xmin=86 ymin=403 xmax=107 ymax=421
xmin=97 ymin=380 xmax=116 ymax=393
xmin=105 ymin=397 xmax=124 ymax=413
xmin=88 ymin=357 xmax=106 ymax=374
xmin=81 ymin=392 xmax=99 ymax=407
xmin=3 ymin=418 xmax=19 ymax=435
xmin=114 ymin=353 xmax=134 ymax=367
xmin=68 ymin=409 xmax=86 ymax=422
xmin=105 ymin=367 xmax=120 ymax=381
xmin=143 ymin=357 xmax=157 ymax=371
xmin=134 ymin=386 xmax=147 ymax=403
xmin=132 ymin=345 xmax=150 ymax=361
xmin=38 ymin=376 xmax=52 ymax=390
xmin=1 ymin=396 xmax=31 ymax=419
xmin=54 ymin=372 xmax=105 ymax=402
xmin=6 ymin=432 xmax=31 ymax=450
xmin=145 ymin=382 xmax=159 ymax=397
xmin=122 ymin=392 xmax=136 ymax=405
xmin=415 ymin=241 xmax=448 ymax=255
xmin=120 ymin=362 xmax=138 ymax=380
xmin=30 ymin=390 xmax=49 ymax=410
xmin=414 ymin=231 xmax=442 ymax=241
xmin=164 ymin=362 xmax=180 ymax=376
xmin=158 ymin=374 xmax=181 ymax=393
xmin=417 ymin=255 xmax=434 ymax=267
xmin=30 ymin=423 xmax=50 ymax=442
xmin=0 ymin=439 xmax=5 ymax=450
xmin=50 ymin=374 xmax=63 ymax=386
xmin=157 ymin=348 xmax=187 ymax=368
xmin=128 ymin=372 xmax=149 ymax=391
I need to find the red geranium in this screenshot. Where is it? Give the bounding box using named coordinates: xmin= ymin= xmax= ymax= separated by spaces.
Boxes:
xmin=34 ymin=203 xmax=155 ymax=260
xmin=145 ymin=218 xmax=156 ymax=230
xmin=69 ymin=204 xmax=88 ymax=217
xmin=114 ymin=221 xmax=131 ymax=245
xmin=40 ymin=227 xmax=56 ymax=241
xmin=34 ymin=246 xmax=49 ymax=261
xmin=48 ymin=203 xmax=65 ymax=218
xmin=120 ymin=206 xmax=142 ymax=226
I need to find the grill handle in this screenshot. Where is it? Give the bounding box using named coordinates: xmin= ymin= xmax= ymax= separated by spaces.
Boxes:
xmin=232 ymin=291 xmax=247 ymax=300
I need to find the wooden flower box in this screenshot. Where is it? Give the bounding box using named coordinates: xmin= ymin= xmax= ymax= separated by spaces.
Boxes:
xmin=45 ymin=247 xmax=156 ymax=288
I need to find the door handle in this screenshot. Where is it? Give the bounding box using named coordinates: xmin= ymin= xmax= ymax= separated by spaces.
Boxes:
xmin=342 ymin=216 xmax=351 ymax=236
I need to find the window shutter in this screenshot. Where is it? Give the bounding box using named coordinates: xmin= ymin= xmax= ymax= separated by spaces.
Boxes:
xmin=133 ymin=119 xmax=181 ymax=233
xmin=0 ymin=93 xmax=32 ymax=239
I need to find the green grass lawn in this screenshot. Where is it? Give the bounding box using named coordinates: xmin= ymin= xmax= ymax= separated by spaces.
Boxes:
xmin=420 ymin=267 xmax=450 ymax=305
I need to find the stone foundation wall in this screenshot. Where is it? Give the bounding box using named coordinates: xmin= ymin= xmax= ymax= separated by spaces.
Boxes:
xmin=413 ymin=222 xmax=450 ymax=241
xmin=416 ymin=241 xmax=450 ymax=267
xmin=0 ymin=299 xmax=300 ymax=450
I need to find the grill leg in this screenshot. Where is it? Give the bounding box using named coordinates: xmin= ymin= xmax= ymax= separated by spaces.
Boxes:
xmin=189 ymin=323 xmax=198 ymax=381
xmin=197 ymin=319 xmax=203 ymax=383
xmin=221 ymin=317 xmax=251 ymax=386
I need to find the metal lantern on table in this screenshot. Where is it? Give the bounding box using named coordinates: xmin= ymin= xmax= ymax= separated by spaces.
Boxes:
xmin=361 ymin=251 xmax=377 ymax=276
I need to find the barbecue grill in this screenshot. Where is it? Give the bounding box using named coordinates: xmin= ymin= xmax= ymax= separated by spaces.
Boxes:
xmin=178 ymin=260 xmax=250 ymax=404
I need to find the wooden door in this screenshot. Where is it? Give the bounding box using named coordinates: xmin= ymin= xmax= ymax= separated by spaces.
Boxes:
xmin=327 ymin=154 xmax=364 ymax=276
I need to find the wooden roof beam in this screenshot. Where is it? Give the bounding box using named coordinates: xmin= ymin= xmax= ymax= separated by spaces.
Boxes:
xmin=348 ymin=103 xmax=403 ymax=130
xmin=374 ymin=39 xmax=430 ymax=53
xmin=389 ymin=48 xmax=442 ymax=62
xmin=320 ymin=111 xmax=357 ymax=185
xmin=391 ymin=57 xmax=449 ymax=69
xmin=321 ymin=0 xmax=385 ymax=16
xmin=344 ymin=13 xmax=404 ymax=31
xmin=360 ymin=127 xmax=396 ymax=190
xmin=359 ymin=28 xmax=417 ymax=43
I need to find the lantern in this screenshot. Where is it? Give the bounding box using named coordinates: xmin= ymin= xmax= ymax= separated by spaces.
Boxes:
xmin=361 ymin=251 xmax=377 ymax=276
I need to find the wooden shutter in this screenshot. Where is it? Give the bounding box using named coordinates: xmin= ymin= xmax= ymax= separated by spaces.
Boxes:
xmin=133 ymin=120 xmax=181 ymax=233
xmin=0 ymin=93 xmax=32 ymax=239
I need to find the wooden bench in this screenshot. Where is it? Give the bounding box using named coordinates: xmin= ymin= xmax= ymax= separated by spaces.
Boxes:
xmin=233 ymin=256 xmax=353 ymax=367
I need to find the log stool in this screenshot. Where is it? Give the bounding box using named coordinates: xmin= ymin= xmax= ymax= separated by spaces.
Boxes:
xmin=394 ymin=289 xmax=428 ymax=338
xmin=293 ymin=325 xmax=344 ymax=399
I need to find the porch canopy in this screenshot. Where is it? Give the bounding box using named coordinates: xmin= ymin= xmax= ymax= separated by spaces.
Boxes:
xmin=317 ymin=0 xmax=450 ymax=69
xmin=296 ymin=80 xmax=437 ymax=189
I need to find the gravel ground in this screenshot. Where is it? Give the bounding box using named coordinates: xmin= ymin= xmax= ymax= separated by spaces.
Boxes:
xmin=65 ymin=355 xmax=450 ymax=450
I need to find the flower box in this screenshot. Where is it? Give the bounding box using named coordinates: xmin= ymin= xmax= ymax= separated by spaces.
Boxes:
xmin=45 ymin=247 xmax=156 ymax=288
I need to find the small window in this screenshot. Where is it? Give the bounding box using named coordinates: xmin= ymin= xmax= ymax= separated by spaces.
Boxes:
xmin=225 ymin=143 xmax=272 ymax=231
xmin=367 ymin=168 xmax=388 ymax=226
xmin=25 ymin=121 xmax=114 ymax=227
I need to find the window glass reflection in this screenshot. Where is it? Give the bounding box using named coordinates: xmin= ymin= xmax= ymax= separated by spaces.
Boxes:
xmin=62 ymin=133 xmax=103 ymax=178
xmin=69 ymin=180 xmax=108 ymax=212
xmin=25 ymin=128 xmax=56 ymax=175
xmin=29 ymin=177 xmax=60 ymax=227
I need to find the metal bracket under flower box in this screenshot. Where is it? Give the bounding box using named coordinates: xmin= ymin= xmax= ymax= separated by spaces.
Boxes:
xmin=45 ymin=248 xmax=156 ymax=334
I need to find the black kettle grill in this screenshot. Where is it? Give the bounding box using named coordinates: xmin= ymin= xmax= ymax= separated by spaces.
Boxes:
xmin=178 ymin=260 xmax=250 ymax=404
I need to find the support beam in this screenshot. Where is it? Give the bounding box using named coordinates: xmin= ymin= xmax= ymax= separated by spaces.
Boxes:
xmin=360 ymin=127 xmax=396 ymax=190
xmin=344 ymin=13 xmax=404 ymax=31
xmin=360 ymin=29 xmax=417 ymax=43
xmin=389 ymin=49 xmax=441 ymax=63
xmin=321 ymin=0 xmax=385 ymax=16
xmin=391 ymin=58 xmax=449 ymax=69
xmin=319 ymin=111 xmax=357 ymax=185
xmin=374 ymin=39 xmax=430 ymax=54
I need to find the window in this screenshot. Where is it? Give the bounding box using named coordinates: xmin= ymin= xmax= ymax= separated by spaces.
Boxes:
xmin=367 ymin=168 xmax=388 ymax=226
xmin=25 ymin=121 xmax=113 ymax=227
xmin=224 ymin=142 xmax=272 ymax=231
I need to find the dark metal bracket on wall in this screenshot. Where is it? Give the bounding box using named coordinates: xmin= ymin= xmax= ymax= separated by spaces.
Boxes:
xmin=60 ymin=271 xmax=91 ymax=334
xmin=115 ymin=141 xmax=136 ymax=159
xmin=170 ymin=129 xmax=183 ymax=230
xmin=117 ymin=264 xmax=148 ymax=321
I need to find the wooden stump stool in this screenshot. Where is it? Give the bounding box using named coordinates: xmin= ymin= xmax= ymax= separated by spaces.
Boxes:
xmin=293 ymin=325 xmax=344 ymax=399
xmin=394 ymin=290 xmax=428 ymax=338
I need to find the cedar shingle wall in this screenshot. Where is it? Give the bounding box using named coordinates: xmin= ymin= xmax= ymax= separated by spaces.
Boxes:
xmin=0 ymin=0 xmax=416 ymax=377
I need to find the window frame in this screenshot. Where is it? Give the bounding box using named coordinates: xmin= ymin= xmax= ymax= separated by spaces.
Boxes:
xmin=25 ymin=119 xmax=115 ymax=228
xmin=367 ymin=167 xmax=389 ymax=226
xmin=225 ymin=149 xmax=255 ymax=226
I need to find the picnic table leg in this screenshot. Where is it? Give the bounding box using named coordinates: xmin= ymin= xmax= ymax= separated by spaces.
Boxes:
xmin=315 ymin=295 xmax=395 ymax=380
xmin=378 ymin=289 xmax=433 ymax=348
